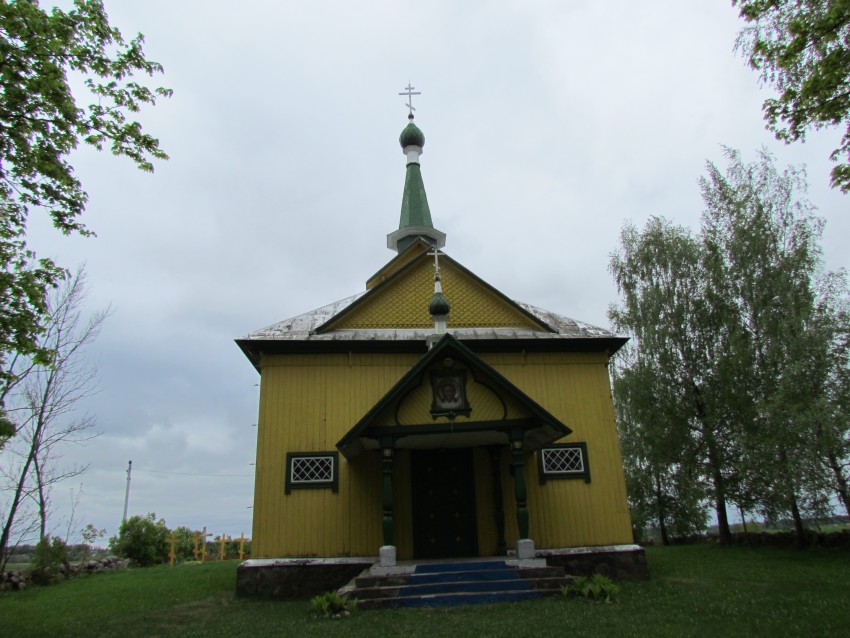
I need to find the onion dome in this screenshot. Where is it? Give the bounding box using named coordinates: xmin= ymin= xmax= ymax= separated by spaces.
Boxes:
xmin=399 ymin=121 xmax=425 ymax=148
xmin=428 ymin=272 xmax=450 ymax=342
xmin=429 ymin=291 xmax=450 ymax=317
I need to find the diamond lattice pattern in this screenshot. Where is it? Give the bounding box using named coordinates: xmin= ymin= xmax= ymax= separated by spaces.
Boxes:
xmin=291 ymin=456 xmax=334 ymax=483
xmin=331 ymin=259 xmax=542 ymax=330
xmin=542 ymin=447 xmax=584 ymax=474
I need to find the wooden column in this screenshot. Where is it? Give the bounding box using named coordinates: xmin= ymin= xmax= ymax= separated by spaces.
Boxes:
xmin=510 ymin=432 xmax=529 ymax=539
xmin=381 ymin=440 xmax=395 ymax=547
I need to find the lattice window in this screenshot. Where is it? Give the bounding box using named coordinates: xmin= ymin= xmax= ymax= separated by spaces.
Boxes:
xmin=538 ymin=443 xmax=590 ymax=484
xmin=285 ymin=452 xmax=339 ymax=494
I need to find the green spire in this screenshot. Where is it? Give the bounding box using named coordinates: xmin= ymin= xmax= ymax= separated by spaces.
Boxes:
xmin=399 ymin=162 xmax=433 ymax=228
xmin=387 ymin=116 xmax=446 ymax=253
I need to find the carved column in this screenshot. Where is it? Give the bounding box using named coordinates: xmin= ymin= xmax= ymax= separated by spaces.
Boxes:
xmin=381 ymin=440 xmax=395 ymax=547
xmin=510 ymin=432 xmax=529 ymax=540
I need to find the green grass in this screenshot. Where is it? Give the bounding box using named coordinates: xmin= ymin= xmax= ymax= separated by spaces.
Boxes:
xmin=2 ymin=545 xmax=849 ymax=637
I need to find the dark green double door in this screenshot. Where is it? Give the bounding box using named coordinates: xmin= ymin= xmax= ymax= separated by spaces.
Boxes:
xmin=411 ymin=448 xmax=478 ymax=559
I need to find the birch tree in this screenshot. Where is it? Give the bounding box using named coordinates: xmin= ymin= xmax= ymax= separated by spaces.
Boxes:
xmin=0 ymin=268 xmax=107 ymax=571
xmin=612 ymin=346 xmax=707 ymax=543
xmin=700 ymin=149 xmax=830 ymax=544
xmin=612 ymin=149 xmax=849 ymax=545
xmin=610 ymin=217 xmax=739 ymax=543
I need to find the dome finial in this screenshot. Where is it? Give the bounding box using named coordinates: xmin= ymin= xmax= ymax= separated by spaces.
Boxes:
xmin=387 ymin=83 xmax=446 ymax=254
xmin=427 ymin=246 xmax=450 ymax=339
xmin=399 ymin=82 xmax=420 ymax=119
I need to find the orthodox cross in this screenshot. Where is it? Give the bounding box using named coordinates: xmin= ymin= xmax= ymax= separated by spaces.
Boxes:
xmin=399 ymin=83 xmax=421 ymax=118
xmin=427 ymin=245 xmax=442 ymax=276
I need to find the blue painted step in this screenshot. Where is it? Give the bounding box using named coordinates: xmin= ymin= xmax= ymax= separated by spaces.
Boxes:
xmin=388 ymin=560 xmax=541 ymax=607
xmin=398 ymin=590 xmax=541 ymax=608
xmin=405 ymin=568 xmax=520 ymax=584
xmin=401 ymin=578 xmax=532 ymax=596
xmin=413 ymin=560 xmax=511 ymax=574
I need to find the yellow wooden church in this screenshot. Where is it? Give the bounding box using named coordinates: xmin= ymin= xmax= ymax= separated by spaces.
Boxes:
xmin=237 ymin=106 xmax=641 ymax=577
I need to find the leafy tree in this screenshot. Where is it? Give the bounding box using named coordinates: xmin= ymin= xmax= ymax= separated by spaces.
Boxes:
xmin=79 ymin=521 xmax=105 ymax=561
xmin=0 ymin=410 xmax=13 ymax=448
xmin=804 ymin=272 xmax=850 ymax=516
xmin=612 ymin=149 xmax=850 ymax=546
xmin=613 ymin=344 xmax=708 ymax=543
xmin=734 ymin=0 xmax=850 ymax=192
xmin=610 ymin=217 xmax=739 ymax=543
xmin=700 ymin=148 xmax=831 ymax=544
xmin=110 ymin=513 xmax=168 ymax=566
xmin=0 ymin=0 xmax=169 ymax=383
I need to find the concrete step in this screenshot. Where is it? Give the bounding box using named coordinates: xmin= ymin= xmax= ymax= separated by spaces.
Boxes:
xmin=341 ymin=559 xmax=573 ymax=609
xmin=357 ymin=588 xmax=546 ymax=609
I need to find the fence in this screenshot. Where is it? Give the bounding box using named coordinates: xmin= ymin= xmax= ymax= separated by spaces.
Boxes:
xmin=167 ymin=528 xmax=250 ymax=565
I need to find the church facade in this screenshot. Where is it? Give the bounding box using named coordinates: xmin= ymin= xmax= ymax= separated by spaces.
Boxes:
xmin=237 ymin=110 xmax=637 ymax=568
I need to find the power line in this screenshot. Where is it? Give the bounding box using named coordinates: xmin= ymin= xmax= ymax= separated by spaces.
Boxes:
xmin=134 ymin=467 xmax=253 ymax=478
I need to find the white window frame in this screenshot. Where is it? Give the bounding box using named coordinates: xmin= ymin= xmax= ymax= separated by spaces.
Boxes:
xmin=285 ymin=451 xmax=339 ymax=494
xmin=538 ymin=443 xmax=590 ymax=484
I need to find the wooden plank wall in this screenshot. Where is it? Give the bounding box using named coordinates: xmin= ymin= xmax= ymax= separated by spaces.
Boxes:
xmin=251 ymin=351 xmax=633 ymax=558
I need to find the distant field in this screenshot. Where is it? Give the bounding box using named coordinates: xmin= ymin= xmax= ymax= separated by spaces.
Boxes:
xmin=2 ymin=544 xmax=849 ymax=637
xmin=3 ymin=560 xmax=30 ymax=570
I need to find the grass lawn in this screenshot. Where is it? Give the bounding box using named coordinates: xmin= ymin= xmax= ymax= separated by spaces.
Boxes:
xmin=2 ymin=544 xmax=848 ymax=638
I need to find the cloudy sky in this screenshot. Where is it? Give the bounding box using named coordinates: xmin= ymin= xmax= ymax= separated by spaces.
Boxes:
xmin=15 ymin=0 xmax=849 ymax=545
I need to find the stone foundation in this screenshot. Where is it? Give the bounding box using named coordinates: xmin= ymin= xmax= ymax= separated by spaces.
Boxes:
xmin=536 ymin=544 xmax=649 ymax=581
xmin=235 ymin=558 xmax=375 ymax=599
xmin=236 ymin=545 xmax=648 ymax=599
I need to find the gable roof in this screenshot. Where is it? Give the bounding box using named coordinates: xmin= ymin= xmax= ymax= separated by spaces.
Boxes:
xmin=336 ymin=333 xmax=572 ymax=459
xmin=236 ymin=251 xmax=626 ymax=367
xmin=318 ymin=250 xmax=553 ymax=332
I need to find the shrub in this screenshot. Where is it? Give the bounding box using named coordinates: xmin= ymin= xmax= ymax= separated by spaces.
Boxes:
xmin=170 ymin=526 xmax=200 ymax=562
xmin=110 ymin=513 xmax=169 ymax=566
xmin=563 ymin=573 xmax=620 ymax=603
xmin=310 ymin=590 xmax=357 ymax=618
xmin=30 ymin=536 xmax=69 ymax=585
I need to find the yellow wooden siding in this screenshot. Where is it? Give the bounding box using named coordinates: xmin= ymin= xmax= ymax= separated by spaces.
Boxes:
xmin=483 ymin=352 xmax=633 ymax=548
xmin=366 ymin=243 xmax=429 ymax=290
xmin=251 ymin=351 xmax=633 ymax=557
xmin=252 ymin=353 xmax=419 ymax=557
xmin=325 ymin=259 xmax=542 ymax=330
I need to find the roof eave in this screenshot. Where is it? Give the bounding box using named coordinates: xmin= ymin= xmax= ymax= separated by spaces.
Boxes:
xmin=236 ymin=335 xmax=628 ymax=364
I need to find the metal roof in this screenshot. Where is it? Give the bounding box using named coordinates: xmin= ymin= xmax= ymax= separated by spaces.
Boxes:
xmin=239 ymin=293 xmax=621 ymax=343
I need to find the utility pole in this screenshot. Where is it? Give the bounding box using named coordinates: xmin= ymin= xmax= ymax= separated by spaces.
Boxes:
xmin=122 ymin=460 xmax=132 ymax=524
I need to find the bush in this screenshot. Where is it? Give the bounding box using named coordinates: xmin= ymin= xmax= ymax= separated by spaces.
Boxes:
xmin=110 ymin=513 xmax=169 ymax=566
xmin=169 ymin=526 xmax=201 ymax=562
xmin=563 ymin=573 xmax=620 ymax=603
xmin=30 ymin=536 xmax=69 ymax=585
xmin=310 ymin=590 xmax=357 ymax=618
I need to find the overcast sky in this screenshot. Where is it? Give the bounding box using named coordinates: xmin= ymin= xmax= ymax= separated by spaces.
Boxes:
xmin=17 ymin=0 xmax=849 ymax=545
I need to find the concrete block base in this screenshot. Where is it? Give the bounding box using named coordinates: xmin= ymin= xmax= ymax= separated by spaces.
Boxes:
xmin=516 ymin=539 xmax=536 ymax=559
xmin=379 ymin=545 xmax=396 ymax=567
